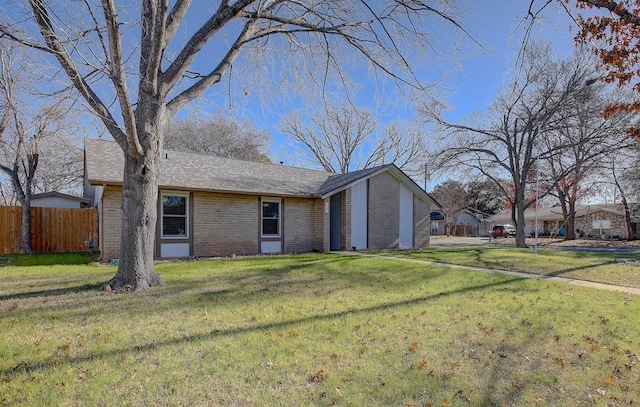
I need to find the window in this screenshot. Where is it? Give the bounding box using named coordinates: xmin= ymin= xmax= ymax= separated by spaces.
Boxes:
xmin=261 ymin=199 xmax=280 ymax=237
xmin=162 ymin=192 xmax=188 ymax=238
xmin=592 ymin=219 xmax=611 ymax=236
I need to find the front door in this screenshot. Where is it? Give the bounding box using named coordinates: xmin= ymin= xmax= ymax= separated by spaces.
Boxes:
xmin=330 ymin=194 xmax=341 ymax=250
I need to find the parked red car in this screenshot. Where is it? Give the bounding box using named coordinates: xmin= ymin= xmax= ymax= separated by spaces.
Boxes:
xmin=490 ymin=224 xmax=516 ymax=238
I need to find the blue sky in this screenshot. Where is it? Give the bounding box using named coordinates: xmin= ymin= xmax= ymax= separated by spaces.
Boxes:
xmin=179 ymin=1 xmax=581 ymax=164
xmin=2 ymin=1 xmax=580 ymax=169
xmin=443 ymin=1 xmax=577 ymax=119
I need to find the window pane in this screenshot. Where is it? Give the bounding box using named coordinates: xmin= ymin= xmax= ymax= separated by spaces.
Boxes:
xmin=262 ymin=202 xmax=279 ymax=219
xmin=263 ymin=219 xmax=279 ymax=235
xmin=163 ymin=217 xmax=186 ymax=236
xmin=163 ymin=196 xmax=186 ymax=216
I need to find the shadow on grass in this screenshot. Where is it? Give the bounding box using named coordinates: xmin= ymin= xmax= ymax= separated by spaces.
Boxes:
xmin=2 ymin=275 xmax=527 ymax=377
xmin=543 ymin=262 xmax=603 ymax=278
xmin=3 ymin=252 xmax=99 ymax=267
xmin=397 ymin=248 xmax=623 ymax=283
xmin=0 ymin=282 xmax=105 ymax=301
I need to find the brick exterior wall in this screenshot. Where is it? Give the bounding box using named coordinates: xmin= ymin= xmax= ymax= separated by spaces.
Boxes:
xmin=192 ymin=192 xmax=258 ymax=256
xmin=368 ymin=172 xmax=400 ymax=249
xmin=413 ymin=195 xmax=430 ymax=247
xmin=100 ymin=187 xmax=328 ymax=259
xmin=312 ymin=199 xmax=326 ymax=252
xmin=575 ymin=211 xmax=628 ymax=239
xmin=283 ymin=197 xmax=324 ymax=253
xmin=98 ymin=172 xmax=433 ymax=259
xmin=101 ymin=186 xmax=122 ymax=260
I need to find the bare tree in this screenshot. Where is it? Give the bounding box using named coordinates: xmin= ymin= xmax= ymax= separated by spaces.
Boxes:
xmin=31 ymin=137 xmax=84 ymax=194
xmin=598 ymin=140 xmax=640 ymax=239
xmin=0 ymin=44 xmax=72 ymax=252
xmin=464 ymin=178 xmax=504 ymax=216
xmin=423 ymin=43 xmax=595 ymax=247
xmin=540 ymin=81 xmax=635 ymax=240
xmin=431 ymin=179 xmax=467 ymax=236
xmin=364 ymin=123 xmax=429 ymax=176
xmin=166 ymin=115 xmax=271 ymax=163
xmin=281 ymin=104 xmax=427 ymax=174
xmin=0 ymin=1 xmax=466 ymax=290
xmin=280 ymin=105 xmax=376 ymax=173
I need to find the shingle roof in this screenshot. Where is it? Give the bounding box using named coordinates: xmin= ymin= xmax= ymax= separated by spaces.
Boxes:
xmin=490 ymin=204 xmax=628 ymax=223
xmin=85 ymin=139 xmax=335 ymax=197
xmin=317 ymin=165 xmax=392 ymax=196
xmin=84 ymin=139 xmax=440 ymax=207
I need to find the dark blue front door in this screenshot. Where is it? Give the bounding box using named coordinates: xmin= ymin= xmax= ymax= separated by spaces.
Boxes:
xmin=330 ymin=194 xmax=341 ymax=250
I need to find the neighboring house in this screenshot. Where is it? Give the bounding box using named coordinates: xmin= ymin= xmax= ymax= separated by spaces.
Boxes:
xmin=490 ymin=204 xmax=640 ymax=239
xmin=430 ymin=211 xmax=446 ymax=235
xmin=31 ymin=191 xmax=91 ymax=208
xmin=430 ymin=208 xmax=492 ymax=237
xmin=455 ymin=208 xmax=492 ymax=237
xmin=84 ymin=139 xmax=440 ymax=259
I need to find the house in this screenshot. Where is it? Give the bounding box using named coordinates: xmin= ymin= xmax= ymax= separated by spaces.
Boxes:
xmin=490 ymin=204 xmax=640 ymax=239
xmin=83 ymin=139 xmax=440 ymax=259
xmin=30 ymin=191 xmax=91 ymax=208
xmin=429 ymin=208 xmax=492 ymax=237
xmin=430 ymin=211 xmax=446 ymax=235
xmin=454 ymin=208 xmax=493 ymax=237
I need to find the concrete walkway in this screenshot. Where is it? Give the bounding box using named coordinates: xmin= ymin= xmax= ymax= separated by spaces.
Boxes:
xmin=333 ymin=251 xmax=640 ymax=296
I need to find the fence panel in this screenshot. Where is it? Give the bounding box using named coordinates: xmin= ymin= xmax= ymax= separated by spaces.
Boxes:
xmin=0 ymin=206 xmax=98 ymax=254
xmin=0 ymin=206 xmax=21 ymax=254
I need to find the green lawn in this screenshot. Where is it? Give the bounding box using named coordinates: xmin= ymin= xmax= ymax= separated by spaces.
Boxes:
xmin=387 ymin=247 xmax=640 ymax=289
xmin=1 ymin=253 xmax=639 ymax=406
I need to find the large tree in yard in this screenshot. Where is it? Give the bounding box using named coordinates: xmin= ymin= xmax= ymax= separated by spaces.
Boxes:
xmin=0 ymin=1 xmax=465 ymax=290
xmin=423 ymin=44 xmax=596 ymax=247
xmin=539 ymin=81 xmax=635 ymax=240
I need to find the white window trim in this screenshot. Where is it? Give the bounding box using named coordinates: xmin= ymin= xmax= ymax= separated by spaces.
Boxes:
xmin=261 ymin=197 xmax=281 ymax=238
xmin=161 ymin=191 xmax=189 ymax=239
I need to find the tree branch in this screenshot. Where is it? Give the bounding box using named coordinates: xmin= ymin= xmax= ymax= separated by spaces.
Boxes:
xmin=27 ymin=0 xmax=127 ymax=147
xmin=101 ymin=0 xmax=141 ymax=156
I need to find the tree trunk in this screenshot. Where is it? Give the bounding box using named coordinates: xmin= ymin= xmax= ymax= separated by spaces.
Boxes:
xmin=107 ymin=148 xmax=164 ymax=291
xmin=513 ymin=196 xmax=528 ymax=248
xmin=565 ymin=200 xmax=576 ymax=240
xmin=20 ymin=200 xmax=33 ymax=254
xmin=7 ymin=169 xmax=34 ymax=254
xmin=621 ymin=195 xmax=633 ymax=240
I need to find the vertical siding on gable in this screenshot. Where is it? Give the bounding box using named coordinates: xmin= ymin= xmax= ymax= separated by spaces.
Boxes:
xmin=399 ymin=184 xmax=413 ymax=248
xmin=350 ymin=180 xmax=368 ymax=249
xmin=368 ymin=171 xmax=400 ymax=249
xmin=192 ymin=192 xmax=258 ymax=256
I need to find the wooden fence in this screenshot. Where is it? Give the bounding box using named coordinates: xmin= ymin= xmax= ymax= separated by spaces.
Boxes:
xmin=0 ymin=206 xmax=98 ymax=254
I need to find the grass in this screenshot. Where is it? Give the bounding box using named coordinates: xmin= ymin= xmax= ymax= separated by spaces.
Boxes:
xmin=0 ymin=252 xmax=99 ymax=267
xmin=0 ymin=253 xmax=639 ymax=406
xmin=386 ymin=247 xmax=640 ymax=289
